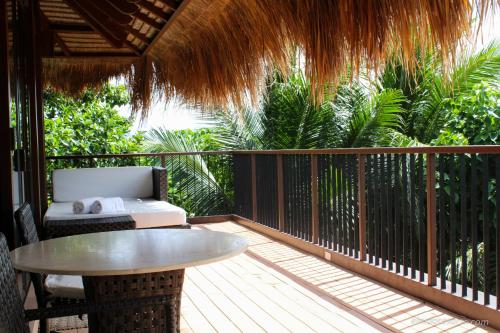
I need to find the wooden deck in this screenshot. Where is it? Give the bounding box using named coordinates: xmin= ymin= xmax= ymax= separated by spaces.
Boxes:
xmin=63 ymin=222 xmax=497 ymax=333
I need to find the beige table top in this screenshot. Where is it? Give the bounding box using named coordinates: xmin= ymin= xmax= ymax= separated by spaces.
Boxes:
xmin=10 ymin=229 xmax=248 ymax=276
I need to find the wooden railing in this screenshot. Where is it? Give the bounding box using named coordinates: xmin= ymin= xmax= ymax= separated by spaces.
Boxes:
xmin=233 ymin=147 xmax=500 ymax=310
xmin=46 ymin=146 xmax=500 ymax=324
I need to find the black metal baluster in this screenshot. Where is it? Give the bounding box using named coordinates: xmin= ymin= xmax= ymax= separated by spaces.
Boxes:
xmin=285 ymin=156 xmax=291 ymax=235
xmin=318 ymin=156 xmax=324 ymax=246
xmin=394 ymin=154 xmax=401 ymax=273
xmin=402 ymin=154 xmax=408 ymax=276
xmin=292 ymin=155 xmax=297 ymax=237
xmin=459 ymin=154 xmax=467 ymax=296
xmin=496 ymin=155 xmax=500 ymax=309
xmin=387 ymin=154 xmax=394 ymax=271
xmin=336 ymin=155 xmax=341 ymax=252
xmin=343 ymin=155 xmax=349 ymax=254
xmin=331 ymin=155 xmax=337 ymax=251
xmin=340 ymin=155 xmax=345 ymax=253
xmin=354 ymin=155 xmax=359 ymax=259
xmin=450 ymin=155 xmax=457 ymax=293
xmin=410 ymin=154 xmax=416 ymax=279
xmin=471 ymin=154 xmax=478 ymax=300
xmin=374 ymin=154 xmax=381 ymax=266
xmin=380 ymin=154 xmax=387 ymax=268
xmin=418 ymin=154 xmax=425 ymax=282
xmin=304 ymin=155 xmax=312 ymax=242
xmin=439 ymin=154 xmax=447 ymax=290
xmin=366 ymin=155 xmax=372 ymax=263
xmin=348 ymin=155 xmax=354 ymax=257
xmin=327 ymin=155 xmax=333 ymax=249
xmin=482 ymin=155 xmax=490 ymax=305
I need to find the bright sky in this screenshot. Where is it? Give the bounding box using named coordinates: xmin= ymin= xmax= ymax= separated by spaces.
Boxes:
xmin=120 ymin=9 xmax=500 ymax=133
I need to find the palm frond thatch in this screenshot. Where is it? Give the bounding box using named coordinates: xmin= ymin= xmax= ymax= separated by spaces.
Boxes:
xmin=43 ymin=0 xmax=494 ymax=117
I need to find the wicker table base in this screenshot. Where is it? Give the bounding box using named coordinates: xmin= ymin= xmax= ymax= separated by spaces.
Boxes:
xmin=83 ymin=269 xmax=185 ymax=333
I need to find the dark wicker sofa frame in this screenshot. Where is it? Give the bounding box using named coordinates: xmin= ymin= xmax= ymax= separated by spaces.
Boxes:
xmin=44 ymin=167 xmax=171 ymax=238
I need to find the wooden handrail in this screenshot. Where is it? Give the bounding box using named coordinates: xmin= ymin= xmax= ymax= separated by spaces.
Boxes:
xmin=45 ymin=145 xmax=500 ymax=160
xmin=231 ymin=146 xmax=500 ymax=155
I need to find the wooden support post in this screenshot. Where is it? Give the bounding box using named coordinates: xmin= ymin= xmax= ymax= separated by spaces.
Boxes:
xmin=0 ymin=0 xmax=15 ymax=248
xmin=276 ymin=155 xmax=285 ymax=232
xmin=26 ymin=0 xmax=43 ymax=225
xmin=160 ymin=155 xmax=166 ymax=168
xmin=251 ymin=154 xmax=257 ymax=222
xmin=35 ymin=0 xmax=48 ymax=215
xmin=311 ymin=155 xmax=319 ymax=244
xmin=358 ymin=154 xmax=366 ymax=261
xmin=426 ymin=153 xmax=437 ymax=286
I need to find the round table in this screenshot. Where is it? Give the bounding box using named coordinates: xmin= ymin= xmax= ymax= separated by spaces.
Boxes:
xmin=10 ymin=229 xmax=248 ymax=332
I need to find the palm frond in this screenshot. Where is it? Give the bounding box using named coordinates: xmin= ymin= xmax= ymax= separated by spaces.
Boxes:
xmin=344 ymin=88 xmax=405 ymax=147
xmin=213 ymin=107 xmax=265 ymax=150
xmin=144 ymin=128 xmax=230 ymax=215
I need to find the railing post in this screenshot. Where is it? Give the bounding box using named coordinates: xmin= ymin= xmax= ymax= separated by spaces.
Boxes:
xmin=426 ymin=153 xmax=437 ymax=286
xmin=358 ymin=154 xmax=366 ymax=261
xmin=160 ymin=155 xmax=166 ymax=168
xmin=251 ymin=154 xmax=257 ymax=222
xmin=311 ymin=155 xmax=319 ymax=244
xmin=276 ymin=155 xmax=285 ymax=232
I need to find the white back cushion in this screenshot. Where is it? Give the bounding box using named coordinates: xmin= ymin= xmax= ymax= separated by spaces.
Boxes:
xmin=53 ymin=167 xmax=153 ymax=202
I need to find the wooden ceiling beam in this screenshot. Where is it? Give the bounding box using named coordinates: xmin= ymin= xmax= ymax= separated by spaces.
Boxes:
xmin=124 ymin=26 xmax=151 ymax=45
xmin=134 ymin=12 xmax=163 ymax=30
xmin=105 ymin=0 xmax=139 ymax=15
xmin=53 ymin=34 xmax=71 ymax=56
xmin=123 ymin=40 xmax=143 ymax=55
xmin=40 ymin=12 xmax=71 ymax=56
xmin=137 ymin=0 xmax=170 ymax=21
xmin=64 ymin=0 xmax=128 ymax=47
xmin=48 ymin=23 xmax=94 ymax=33
xmin=93 ymin=0 xmax=135 ymax=25
xmin=157 ymin=0 xmax=178 ymax=11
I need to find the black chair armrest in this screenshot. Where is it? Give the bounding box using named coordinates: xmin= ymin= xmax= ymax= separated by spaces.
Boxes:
xmin=153 ymin=167 xmax=168 ymax=202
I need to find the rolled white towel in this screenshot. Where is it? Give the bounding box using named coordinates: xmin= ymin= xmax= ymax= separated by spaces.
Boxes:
xmin=73 ymin=197 xmax=103 ymax=214
xmin=90 ymin=197 xmax=125 ymax=214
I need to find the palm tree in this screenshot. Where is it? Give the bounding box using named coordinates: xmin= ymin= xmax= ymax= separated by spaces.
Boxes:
xmin=215 ymin=68 xmax=406 ymax=149
xmin=379 ymin=42 xmax=500 ymax=144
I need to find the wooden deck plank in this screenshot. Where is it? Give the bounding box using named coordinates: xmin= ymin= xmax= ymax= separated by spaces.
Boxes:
xmin=186 ymin=266 xmax=266 ymax=333
xmin=57 ymin=222 xmax=497 ymax=333
xmin=201 ymin=222 xmax=497 ymax=333
xmin=182 ymin=275 xmax=241 ymax=333
xmin=189 ymin=262 xmax=291 ymax=332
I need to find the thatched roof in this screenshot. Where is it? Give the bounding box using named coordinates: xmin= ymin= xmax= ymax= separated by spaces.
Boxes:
xmin=32 ymin=0 xmax=495 ymax=117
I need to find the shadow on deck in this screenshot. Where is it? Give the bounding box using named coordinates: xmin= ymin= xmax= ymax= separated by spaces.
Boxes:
xmin=61 ymin=221 xmax=497 ymax=333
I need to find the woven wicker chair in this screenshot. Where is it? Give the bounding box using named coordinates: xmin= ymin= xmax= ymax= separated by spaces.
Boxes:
xmin=15 ymin=203 xmax=88 ymax=333
xmin=0 ymin=234 xmax=29 ymax=333
xmin=1 ymin=233 xmax=177 ymax=333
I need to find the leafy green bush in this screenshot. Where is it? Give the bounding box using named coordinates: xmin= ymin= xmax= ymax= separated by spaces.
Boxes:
xmin=433 ymin=83 xmax=500 ymax=146
xmin=44 ymin=84 xmax=143 ymax=157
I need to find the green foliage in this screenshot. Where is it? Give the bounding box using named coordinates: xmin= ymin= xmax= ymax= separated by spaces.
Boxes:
xmin=144 ymin=128 xmax=232 ymax=216
xmin=445 ymin=242 xmax=497 ymax=294
xmin=260 ymin=70 xmax=341 ymax=149
xmin=213 ymin=68 xmax=406 ymax=150
xmin=44 ymin=84 xmax=143 ymax=157
xmin=433 ymin=83 xmax=500 ymax=145
xmin=380 ymin=42 xmax=500 ymax=144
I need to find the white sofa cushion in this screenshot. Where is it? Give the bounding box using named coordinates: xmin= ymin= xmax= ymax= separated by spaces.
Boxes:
xmin=45 ymin=274 xmax=85 ymax=299
xmin=45 ymin=199 xmax=187 ymax=228
xmin=53 ymin=167 xmax=154 ymax=202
